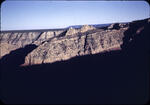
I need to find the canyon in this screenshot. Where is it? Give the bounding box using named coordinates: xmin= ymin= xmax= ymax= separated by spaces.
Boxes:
xmin=0 ymin=18 xmax=150 ymax=104
xmin=1 ymin=22 xmax=130 ymax=65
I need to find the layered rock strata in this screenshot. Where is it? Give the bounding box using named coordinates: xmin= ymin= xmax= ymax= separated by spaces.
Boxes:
xmin=1 ymin=21 xmax=140 ymax=65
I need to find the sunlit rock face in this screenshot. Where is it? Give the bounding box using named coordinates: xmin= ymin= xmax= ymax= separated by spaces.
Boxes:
xmin=24 ymin=26 xmax=127 ymax=65
xmin=80 ymin=25 xmax=96 ymax=33
xmin=0 ymin=30 xmax=65 ymax=58
xmin=66 ymin=25 xmax=96 ymax=36
xmin=0 ymin=24 xmax=127 ymax=65
xmin=66 ymin=27 xmax=78 ymax=36
xmin=1 ymin=18 xmax=149 ymax=65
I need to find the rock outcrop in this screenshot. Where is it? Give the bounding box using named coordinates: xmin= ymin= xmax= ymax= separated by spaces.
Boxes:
xmin=108 ymin=23 xmax=129 ymax=30
xmin=108 ymin=23 xmax=120 ymax=30
xmin=80 ymin=25 xmax=96 ymax=33
xmin=23 ymin=28 xmax=126 ymax=65
xmin=66 ymin=27 xmax=78 ymax=36
xmin=0 ymin=30 xmax=64 ymax=57
xmin=1 ymin=18 xmax=149 ymax=66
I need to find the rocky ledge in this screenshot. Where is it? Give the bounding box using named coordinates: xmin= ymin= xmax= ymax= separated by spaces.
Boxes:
xmin=0 ymin=18 xmax=149 ymax=65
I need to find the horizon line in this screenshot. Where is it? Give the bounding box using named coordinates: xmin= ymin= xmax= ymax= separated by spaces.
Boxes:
xmin=1 ymin=21 xmax=131 ymax=32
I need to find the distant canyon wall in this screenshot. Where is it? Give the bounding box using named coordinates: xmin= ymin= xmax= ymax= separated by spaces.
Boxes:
xmin=1 ymin=19 xmax=149 ymax=65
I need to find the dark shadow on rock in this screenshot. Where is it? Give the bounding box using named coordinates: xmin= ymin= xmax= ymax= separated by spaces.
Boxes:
xmin=111 ymin=23 xmax=120 ymax=30
xmin=121 ymin=19 xmax=150 ymax=53
xmin=57 ymin=30 xmax=68 ymax=37
xmin=107 ymin=23 xmax=121 ymax=30
xmin=0 ymin=19 xmax=150 ymax=104
xmin=0 ymin=44 xmax=37 ymax=70
xmin=120 ymin=18 xmax=150 ymax=105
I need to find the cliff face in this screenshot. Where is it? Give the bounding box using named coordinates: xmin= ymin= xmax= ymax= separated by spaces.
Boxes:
xmin=0 ymin=30 xmax=65 ymax=57
xmin=24 ymin=28 xmax=127 ymax=65
xmin=1 ymin=18 xmax=149 ymax=66
xmin=1 ymin=18 xmax=149 ymax=104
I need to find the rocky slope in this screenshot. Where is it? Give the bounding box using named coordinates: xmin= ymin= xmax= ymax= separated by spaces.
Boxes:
xmin=1 ymin=18 xmax=149 ymax=65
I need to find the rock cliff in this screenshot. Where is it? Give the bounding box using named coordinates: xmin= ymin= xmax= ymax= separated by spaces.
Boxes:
xmin=1 ymin=18 xmax=149 ymax=65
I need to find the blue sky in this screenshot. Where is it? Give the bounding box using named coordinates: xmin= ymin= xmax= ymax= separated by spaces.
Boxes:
xmin=1 ymin=0 xmax=150 ymax=30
